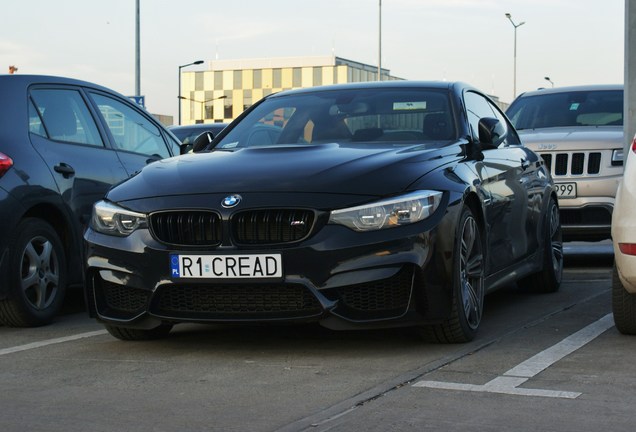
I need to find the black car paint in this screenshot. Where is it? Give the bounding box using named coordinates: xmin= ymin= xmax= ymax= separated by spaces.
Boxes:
xmin=84 ymin=81 xmax=557 ymax=339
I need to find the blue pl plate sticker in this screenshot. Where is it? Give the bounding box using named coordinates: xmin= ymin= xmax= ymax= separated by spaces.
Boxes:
xmin=170 ymin=254 xmax=180 ymax=277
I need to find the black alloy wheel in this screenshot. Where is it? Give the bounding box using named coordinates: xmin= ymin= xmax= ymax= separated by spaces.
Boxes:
xmin=420 ymin=206 xmax=485 ymax=343
xmin=519 ymin=197 xmax=563 ymax=293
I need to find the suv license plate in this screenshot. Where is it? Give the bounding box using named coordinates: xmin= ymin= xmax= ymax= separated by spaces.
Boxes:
xmin=555 ymin=182 xmax=577 ymax=199
xmin=170 ymin=254 xmax=282 ymax=279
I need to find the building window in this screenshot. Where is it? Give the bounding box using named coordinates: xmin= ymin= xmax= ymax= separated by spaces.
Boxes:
xmin=292 ymin=68 xmax=302 ymax=87
xmin=313 ymin=67 xmax=322 ymax=86
xmin=233 ymin=70 xmax=242 ymax=89
xmin=224 ymin=90 xmax=232 ymax=119
xmin=195 ymin=72 xmax=204 ymax=90
xmin=243 ymin=90 xmax=252 ymax=112
xmin=214 ymin=71 xmax=223 ymax=90
xmin=273 ymin=68 xmax=282 ymax=88
xmin=253 ymin=69 xmax=262 ymax=88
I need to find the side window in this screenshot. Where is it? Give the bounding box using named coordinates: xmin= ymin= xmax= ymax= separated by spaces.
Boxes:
xmin=464 ymin=91 xmax=513 ymax=145
xmin=28 ymin=100 xmax=45 ymax=137
xmin=30 ymin=89 xmax=104 ymax=146
xmin=90 ymin=93 xmax=171 ymax=158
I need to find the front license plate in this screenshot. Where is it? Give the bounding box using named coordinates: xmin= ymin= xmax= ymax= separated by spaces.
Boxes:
xmin=170 ymin=254 xmax=282 ymax=279
xmin=555 ymin=182 xmax=577 ymax=199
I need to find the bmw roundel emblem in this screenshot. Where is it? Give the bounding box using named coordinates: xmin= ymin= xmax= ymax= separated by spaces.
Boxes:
xmin=222 ymin=194 xmax=242 ymax=208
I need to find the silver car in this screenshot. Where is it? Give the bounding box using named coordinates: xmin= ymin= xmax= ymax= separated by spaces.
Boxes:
xmin=506 ymin=85 xmax=623 ymax=241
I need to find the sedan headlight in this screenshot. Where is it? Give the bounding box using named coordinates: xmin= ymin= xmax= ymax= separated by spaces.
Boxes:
xmin=91 ymin=200 xmax=147 ymax=236
xmin=329 ymin=190 xmax=442 ymax=232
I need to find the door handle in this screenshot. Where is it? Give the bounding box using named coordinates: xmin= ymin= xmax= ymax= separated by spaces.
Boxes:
xmin=54 ymin=163 xmax=75 ymax=178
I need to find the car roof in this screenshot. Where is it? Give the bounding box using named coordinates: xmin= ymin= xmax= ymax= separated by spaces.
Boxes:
xmin=516 ymin=84 xmax=624 ymax=98
xmin=267 ymin=80 xmax=475 ymax=98
xmin=0 ymin=74 xmax=118 ymax=94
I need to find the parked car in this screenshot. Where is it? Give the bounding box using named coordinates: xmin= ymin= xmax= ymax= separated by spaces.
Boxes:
xmin=0 ymin=74 xmax=184 ymax=327
xmin=84 ymin=81 xmax=562 ymax=343
xmin=168 ymin=123 xmax=228 ymax=145
xmin=506 ymin=85 xmax=624 ymax=241
xmin=611 ymin=133 xmax=636 ymax=334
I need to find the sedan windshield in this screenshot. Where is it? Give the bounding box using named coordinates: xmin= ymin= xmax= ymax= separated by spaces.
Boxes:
xmin=214 ymin=88 xmax=456 ymax=149
xmin=507 ymin=89 xmax=623 ymax=130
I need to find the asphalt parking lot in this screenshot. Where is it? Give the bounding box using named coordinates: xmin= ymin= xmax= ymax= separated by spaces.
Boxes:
xmin=1 ymin=241 xmax=634 ymax=432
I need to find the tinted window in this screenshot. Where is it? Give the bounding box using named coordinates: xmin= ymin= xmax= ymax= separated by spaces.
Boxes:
xmin=506 ymin=90 xmax=623 ymax=129
xmin=215 ymin=88 xmax=455 ymax=149
xmin=90 ymin=93 xmax=170 ymax=158
xmin=30 ymin=89 xmax=104 ymax=146
xmin=463 ymin=91 xmax=519 ymax=146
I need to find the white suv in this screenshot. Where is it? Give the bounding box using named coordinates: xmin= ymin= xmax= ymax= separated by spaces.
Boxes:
xmin=612 ymin=133 xmax=636 ymax=334
xmin=506 ymin=85 xmax=624 ymax=241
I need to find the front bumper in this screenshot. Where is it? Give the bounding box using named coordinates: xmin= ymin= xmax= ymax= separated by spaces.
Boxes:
xmin=84 ymin=214 xmax=456 ymax=330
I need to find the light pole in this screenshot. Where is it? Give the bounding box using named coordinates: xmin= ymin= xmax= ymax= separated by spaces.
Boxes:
xmin=178 ymin=60 xmax=204 ymax=125
xmin=178 ymin=95 xmax=227 ymax=123
xmin=505 ymin=13 xmax=525 ymax=98
xmin=544 ymin=76 xmax=554 ymax=87
xmin=378 ymin=0 xmax=382 ymax=81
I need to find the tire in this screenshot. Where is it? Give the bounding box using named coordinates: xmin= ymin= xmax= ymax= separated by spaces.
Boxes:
xmin=519 ymin=197 xmax=563 ymax=293
xmin=420 ymin=206 xmax=485 ymax=343
xmin=105 ymin=324 xmax=173 ymax=341
xmin=0 ymin=218 xmax=67 ymax=327
xmin=612 ymin=264 xmax=636 ymax=335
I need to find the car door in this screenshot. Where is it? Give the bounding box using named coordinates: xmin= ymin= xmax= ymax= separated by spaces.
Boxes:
xmin=87 ymin=92 xmax=180 ymax=176
xmin=464 ymin=91 xmax=541 ymax=273
xmin=28 ymin=87 xmax=129 ymax=230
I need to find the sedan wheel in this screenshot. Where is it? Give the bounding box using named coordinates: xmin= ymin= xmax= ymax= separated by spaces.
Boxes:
xmin=519 ymin=197 xmax=563 ymax=293
xmin=0 ymin=218 xmax=67 ymax=327
xmin=421 ymin=206 xmax=484 ymax=343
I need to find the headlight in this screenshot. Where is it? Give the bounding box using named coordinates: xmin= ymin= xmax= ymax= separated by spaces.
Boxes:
xmin=329 ymin=190 xmax=442 ymax=232
xmin=91 ymin=200 xmax=147 ymax=236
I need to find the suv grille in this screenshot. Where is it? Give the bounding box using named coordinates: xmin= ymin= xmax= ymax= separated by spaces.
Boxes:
xmin=232 ymin=209 xmax=315 ymax=244
xmin=541 ymin=152 xmax=602 ymax=176
xmin=150 ymin=211 xmax=222 ymax=246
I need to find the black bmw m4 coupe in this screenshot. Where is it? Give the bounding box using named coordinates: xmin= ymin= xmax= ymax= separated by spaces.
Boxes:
xmin=84 ymin=81 xmax=563 ymax=343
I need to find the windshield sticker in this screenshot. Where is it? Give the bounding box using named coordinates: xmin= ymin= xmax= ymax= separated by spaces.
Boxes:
xmin=569 ymin=103 xmax=580 ymax=111
xmin=220 ymin=142 xmax=239 ymax=149
xmin=393 ymin=101 xmax=427 ymax=111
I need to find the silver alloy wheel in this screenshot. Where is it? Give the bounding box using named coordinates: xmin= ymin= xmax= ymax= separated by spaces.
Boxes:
xmin=459 ymin=215 xmax=484 ymax=330
xmin=20 ymin=235 xmax=60 ymax=310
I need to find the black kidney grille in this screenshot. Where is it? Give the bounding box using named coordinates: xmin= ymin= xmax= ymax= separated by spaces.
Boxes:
xmin=233 ymin=209 xmax=315 ymax=244
xmin=150 ymin=211 xmax=221 ymax=246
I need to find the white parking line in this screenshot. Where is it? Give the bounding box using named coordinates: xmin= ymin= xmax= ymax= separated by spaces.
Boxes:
xmin=0 ymin=330 xmax=107 ymax=356
xmin=413 ymin=313 xmax=615 ymax=399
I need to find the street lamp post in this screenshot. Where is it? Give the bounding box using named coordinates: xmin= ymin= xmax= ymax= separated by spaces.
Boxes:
xmin=544 ymin=76 xmax=555 ymax=87
xmin=378 ymin=0 xmax=382 ymax=81
xmin=178 ymin=95 xmax=227 ymax=123
xmin=505 ymin=13 xmax=525 ymax=98
xmin=178 ymin=60 xmax=204 ymax=125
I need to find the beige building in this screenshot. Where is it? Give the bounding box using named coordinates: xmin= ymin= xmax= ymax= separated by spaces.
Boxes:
xmin=179 ymin=56 xmax=400 ymax=125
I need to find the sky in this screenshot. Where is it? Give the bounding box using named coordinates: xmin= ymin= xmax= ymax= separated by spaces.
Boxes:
xmin=0 ymin=0 xmax=625 ymax=123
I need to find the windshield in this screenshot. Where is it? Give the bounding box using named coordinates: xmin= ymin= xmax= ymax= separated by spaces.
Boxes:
xmin=506 ymin=89 xmax=623 ymax=130
xmin=214 ymin=88 xmax=456 ymax=149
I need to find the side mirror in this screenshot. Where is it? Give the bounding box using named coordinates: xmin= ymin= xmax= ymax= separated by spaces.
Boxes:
xmin=478 ymin=117 xmax=507 ymax=148
xmin=191 ymin=131 xmax=215 ymax=153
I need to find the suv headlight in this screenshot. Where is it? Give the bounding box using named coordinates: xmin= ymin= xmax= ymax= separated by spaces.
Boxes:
xmin=91 ymin=200 xmax=147 ymax=236
xmin=329 ymin=190 xmax=442 ymax=232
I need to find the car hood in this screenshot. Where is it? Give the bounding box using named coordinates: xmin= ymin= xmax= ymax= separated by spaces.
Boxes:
xmin=107 ymin=143 xmax=462 ymax=202
xmin=518 ymin=126 xmax=623 ymax=149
